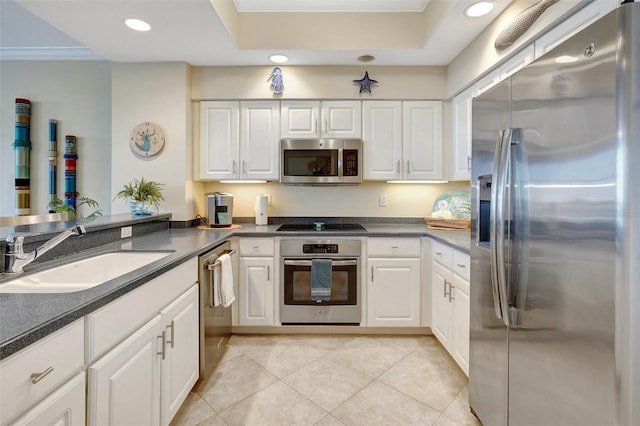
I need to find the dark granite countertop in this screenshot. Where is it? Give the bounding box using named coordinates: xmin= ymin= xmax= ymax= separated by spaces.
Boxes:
xmin=0 ymin=221 xmax=469 ymax=360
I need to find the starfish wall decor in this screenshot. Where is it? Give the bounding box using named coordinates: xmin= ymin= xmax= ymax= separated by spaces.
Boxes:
xmin=353 ymin=71 xmax=378 ymax=94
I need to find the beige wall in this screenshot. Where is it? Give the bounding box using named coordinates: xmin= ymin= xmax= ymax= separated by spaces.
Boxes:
xmin=0 ymin=60 xmax=111 ymax=217
xmin=111 ymin=62 xmax=194 ymax=220
xmin=192 ymin=65 xmax=447 ymax=100
xmin=198 ymin=181 xmax=470 ymax=221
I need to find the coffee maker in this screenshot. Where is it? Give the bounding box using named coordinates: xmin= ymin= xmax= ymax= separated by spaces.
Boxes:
xmin=206 ymin=192 xmax=234 ymax=227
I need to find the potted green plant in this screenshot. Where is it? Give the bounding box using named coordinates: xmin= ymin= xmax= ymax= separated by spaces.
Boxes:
xmin=48 ymin=196 xmax=103 ymax=221
xmin=114 ymin=177 xmax=164 ymax=215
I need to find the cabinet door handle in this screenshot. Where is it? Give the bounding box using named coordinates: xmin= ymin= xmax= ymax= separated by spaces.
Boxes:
xmin=435 ymin=251 xmax=442 ymax=256
xmin=232 ymin=160 xmax=237 ymax=174
xmin=457 ymin=264 xmax=466 ymax=269
xmin=406 ymin=160 xmax=410 ymax=174
xmin=158 ymin=331 xmax=166 ymax=360
xmin=267 ymin=265 xmax=270 ymax=282
xmin=396 ymin=160 xmax=400 ymax=174
xmin=449 ymin=284 xmax=456 ymax=302
xmin=166 ymin=320 xmax=175 ymax=348
xmin=467 ymin=155 xmax=472 ymax=171
xmin=30 ymin=366 xmax=54 ymax=384
xmin=371 ymin=266 xmax=374 ymax=282
xmin=315 ymin=119 xmax=318 ymax=135
xmin=443 ymin=279 xmax=448 ymax=298
xmin=242 ymin=160 xmax=247 ymax=175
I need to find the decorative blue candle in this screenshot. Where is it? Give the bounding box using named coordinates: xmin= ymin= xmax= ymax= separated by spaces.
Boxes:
xmin=48 ymin=119 xmax=58 ymax=212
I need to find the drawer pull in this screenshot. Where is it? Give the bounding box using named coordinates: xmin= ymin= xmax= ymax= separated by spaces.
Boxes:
xmin=30 ymin=366 xmax=54 ymax=384
xmin=166 ymin=320 xmax=175 ymax=348
xmin=158 ymin=331 xmax=167 ymax=360
xmin=391 ymin=246 xmax=399 ymax=249
xmin=435 ymin=251 xmax=443 ymax=256
xmin=457 ymin=264 xmax=466 ymax=269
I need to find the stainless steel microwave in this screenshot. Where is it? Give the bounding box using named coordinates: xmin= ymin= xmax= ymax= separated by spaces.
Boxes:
xmin=280 ymin=139 xmax=362 ymax=185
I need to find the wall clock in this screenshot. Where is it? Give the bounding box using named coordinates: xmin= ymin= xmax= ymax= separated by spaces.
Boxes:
xmin=130 ymin=122 xmax=165 ymax=157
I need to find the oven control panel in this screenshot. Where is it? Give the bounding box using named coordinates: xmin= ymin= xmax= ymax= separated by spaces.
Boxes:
xmin=303 ymin=244 xmax=339 ymax=254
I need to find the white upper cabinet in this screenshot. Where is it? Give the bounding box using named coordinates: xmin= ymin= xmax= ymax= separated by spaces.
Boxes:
xmin=450 ymin=88 xmax=473 ymax=181
xmin=362 ymin=101 xmax=403 ymax=180
xmin=200 ymin=101 xmax=280 ymax=181
xmin=281 ymin=101 xmax=361 ymax=139
xmin=534 ymin=0 xmax=616 ymax=59
xmin=499 ymin=45 xmax=535 ymax=81
xmin=240 ymin=101 xmax=280 ymax=180
xmin=402 ymin=101 xmax=443 ymax=180
xmin=200 ymin=101 xmax=239 ymax=181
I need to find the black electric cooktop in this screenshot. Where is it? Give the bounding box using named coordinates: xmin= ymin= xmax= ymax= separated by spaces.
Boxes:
xmin=276 ymin=223 xmax=367 ymax=232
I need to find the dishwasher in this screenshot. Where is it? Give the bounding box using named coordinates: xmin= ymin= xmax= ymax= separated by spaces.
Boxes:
xmin=198 ymin=240 xmax=233 ymax=381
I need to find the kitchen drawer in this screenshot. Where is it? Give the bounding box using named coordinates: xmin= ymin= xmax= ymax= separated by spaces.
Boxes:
xmin=431 ymin=240 xmax=453 ymax=268
xmin=85 ymin=257 xmax=197 ymax=364
xmin=239 ymin=238 xmax=274 ymax=256
xmin=367 ymin=238 xmax=420 ymax=257
xmin=0 ymin=319 xmax=84 ymax=425
xmin=453 ymin=250 xmax=470 ymax=281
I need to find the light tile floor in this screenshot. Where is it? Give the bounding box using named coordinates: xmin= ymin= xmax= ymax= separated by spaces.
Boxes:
xmin=170 ymin=334 xmax=482 ymax=426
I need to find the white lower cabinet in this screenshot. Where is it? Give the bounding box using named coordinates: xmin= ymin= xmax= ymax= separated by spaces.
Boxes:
xmin=87 ymin=315 xmax=164 ymax=426
xmin=366 ymin=238 xmax=421 ymax=327
xmin=367 ymin=258 xmax=421 ymax=326
xmin=11 ymin=372 xmax=86 ymax=426
xmin=0 ymin=319 xmax=84 ymax=425
xmin=431 ymin=261 xmax=453 ymax=348
xmin=87 ymin=284 xmax=199 ymax=426
xmin=238 ymin=257 xmax=274 ymax=326
xmin=160 ymin=285 xmax=199 ymax=426
xmin=430 ymin=240 xmax=470 ymax=375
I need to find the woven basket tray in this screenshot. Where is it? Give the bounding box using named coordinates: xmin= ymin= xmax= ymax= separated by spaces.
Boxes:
xmin=424 ymin=218 xmax=471 ymax=231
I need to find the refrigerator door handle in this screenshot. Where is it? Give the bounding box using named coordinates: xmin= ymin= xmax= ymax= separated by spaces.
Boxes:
xmin=490 ymin=128 xmax=513 ymax=326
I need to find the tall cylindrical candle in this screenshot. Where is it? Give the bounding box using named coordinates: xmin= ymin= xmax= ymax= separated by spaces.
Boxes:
xmin=13 ymin=98 xmax=32 ymax=215
xmin=64 ymin=135 xmax=78 ymax=210
xmin=48 ymin=119 xmax=58 ymax=212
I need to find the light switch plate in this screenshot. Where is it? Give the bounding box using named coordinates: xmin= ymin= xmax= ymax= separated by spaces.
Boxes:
xmin=379 ymin=194 xmax=388 ymax=207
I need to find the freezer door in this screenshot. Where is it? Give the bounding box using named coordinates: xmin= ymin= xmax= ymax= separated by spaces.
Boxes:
xmin=469 ymin=78 xmax=511 ymax=425
xmin=507 ymin=8 xmax=619 ymax=426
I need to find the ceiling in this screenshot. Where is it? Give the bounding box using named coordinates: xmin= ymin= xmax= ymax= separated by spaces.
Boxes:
xmin=0 ymin=0 xmax=514 ymax=66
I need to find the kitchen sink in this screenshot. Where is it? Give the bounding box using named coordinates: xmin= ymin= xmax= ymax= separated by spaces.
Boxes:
xmin=0 ymin=250 xmax=174 ymax=294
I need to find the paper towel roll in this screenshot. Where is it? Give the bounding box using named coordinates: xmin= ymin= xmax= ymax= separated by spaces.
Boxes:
xmin=254 ymin=194 xmax=268 ymax=225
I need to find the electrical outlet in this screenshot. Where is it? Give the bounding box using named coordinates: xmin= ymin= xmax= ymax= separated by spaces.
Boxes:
xmin=379 ymin=194 xmax=388 ymax=207
xmin=120 ymin=226 xmax=132 ymax=238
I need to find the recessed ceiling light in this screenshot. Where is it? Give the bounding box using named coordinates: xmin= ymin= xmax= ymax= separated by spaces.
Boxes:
xmin=269 ymin=54 xmax=288 ymax=64
xmin=358 ymin=55 xmax=376 ymax=63
xmin=464 ymin=1 xmax=495 ymax=18
xmin=555 ymin=55 xmax=578 ymax=64
xmin=124 ymin=18 xmax=151 ymax=32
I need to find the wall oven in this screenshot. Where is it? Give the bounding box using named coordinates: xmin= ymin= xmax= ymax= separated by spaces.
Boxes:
xmin=280 ymin=139 xmax=362 ymax=185
xmin=280 ymin=239 xmax=361 ymax=324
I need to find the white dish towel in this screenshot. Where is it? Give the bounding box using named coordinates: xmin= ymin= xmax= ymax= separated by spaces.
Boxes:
xmin=217 ymin=253 xmax=235 ymax=307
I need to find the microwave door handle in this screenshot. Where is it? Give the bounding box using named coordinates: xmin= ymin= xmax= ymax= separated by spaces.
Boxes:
xmin=338 ymin=149 xmax=343 ymax=177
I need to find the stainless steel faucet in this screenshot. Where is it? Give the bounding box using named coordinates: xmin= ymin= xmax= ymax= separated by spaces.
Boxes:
xmin=3 ymin=224 xmax=86 ymax=274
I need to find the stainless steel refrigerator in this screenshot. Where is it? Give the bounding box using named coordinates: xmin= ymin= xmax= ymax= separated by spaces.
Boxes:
xmin=469 ymin=3 xmax=639 ymax=425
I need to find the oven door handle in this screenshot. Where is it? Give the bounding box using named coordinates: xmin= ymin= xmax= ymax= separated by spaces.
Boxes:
xmin=284 ymin=259 xmax=357 ymax=267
